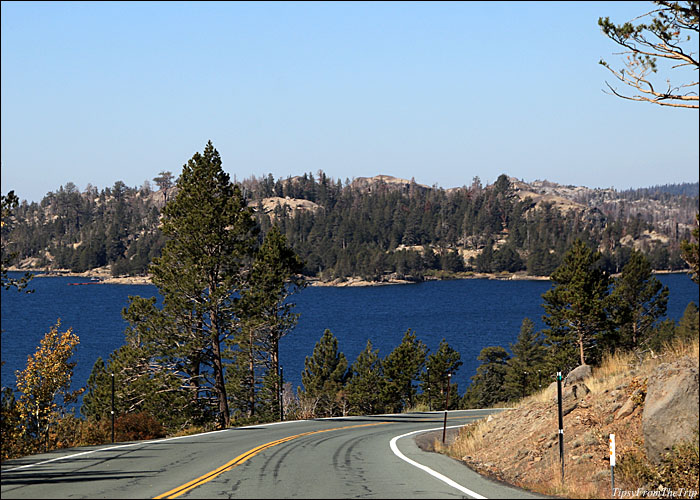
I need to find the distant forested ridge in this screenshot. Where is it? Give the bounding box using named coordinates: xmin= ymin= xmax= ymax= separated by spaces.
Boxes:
xmin=3 ymin=175 xmax=697 ymax=280
xmin=619 ymin=183 xmax=700 ymax=199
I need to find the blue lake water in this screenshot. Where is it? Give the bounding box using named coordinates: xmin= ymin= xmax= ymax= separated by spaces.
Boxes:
xmin=1 ymin=272 xmax=697 ymax=412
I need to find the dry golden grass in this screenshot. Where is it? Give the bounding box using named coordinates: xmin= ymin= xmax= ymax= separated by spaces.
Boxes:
xmin=586 ymin=349 xmax=637 ymax=394
xmin=434 ymin=413 xmax=499 ymax=459
xmin=651 ymin=335 xmax=699 ymax=365
xmin=443 ymin=336 xmax=699 ymax=499
xmin=584 ymin=336 xmax=698 ymax=395
xmin=404 ymin=402 xmax=430 ymax=413
xmin=526 ymin=383 xmax=556 ymax=404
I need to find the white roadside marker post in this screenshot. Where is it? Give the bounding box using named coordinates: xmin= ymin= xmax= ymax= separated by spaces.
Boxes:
xmin=610 ymin=433 xmax=616 ymax=497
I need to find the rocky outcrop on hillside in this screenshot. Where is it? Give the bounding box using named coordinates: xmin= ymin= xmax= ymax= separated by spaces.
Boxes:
xmin=510 ymin=178 xmax=698 ymax=237
xmin=350 ymin=175 xmax=430 ymax=194
xmin=257 ymin=197 xmax=320 ymax=217
xmin=642 ymin=357 xmax=699 ymax=463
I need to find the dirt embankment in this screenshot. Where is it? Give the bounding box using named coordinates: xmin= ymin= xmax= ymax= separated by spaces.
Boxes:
xmin=436 ymin=345 xmax=699 ymax=498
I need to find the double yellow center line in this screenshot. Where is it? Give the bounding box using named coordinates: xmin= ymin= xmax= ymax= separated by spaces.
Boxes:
xmin=154 ymin=421 xmax=391 ymax=499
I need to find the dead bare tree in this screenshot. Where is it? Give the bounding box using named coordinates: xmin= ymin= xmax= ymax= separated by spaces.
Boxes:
xmin=599 ymin=1 xmax=699 ymax=109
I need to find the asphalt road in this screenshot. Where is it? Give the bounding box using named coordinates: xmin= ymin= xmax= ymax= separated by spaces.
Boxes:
xmin=1 ymin=410 xmax=545 ymax=499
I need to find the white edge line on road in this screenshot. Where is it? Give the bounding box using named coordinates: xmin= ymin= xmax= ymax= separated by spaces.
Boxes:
xmin=389 ymin=425 xmax=488 ymax=500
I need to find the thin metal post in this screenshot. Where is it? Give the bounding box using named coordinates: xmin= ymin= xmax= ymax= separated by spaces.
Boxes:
xmin=427 ymin=367 xmax=431 ymax=411
xmin=111 ymin=372 xmax=115 ymax=443
xmin=557 ymin=370 xmax=564 ymax=483
xmin=442 ymin=373 xmax=451 ymax=444
xmin=611 ymin=466 xmax=615 ymax=498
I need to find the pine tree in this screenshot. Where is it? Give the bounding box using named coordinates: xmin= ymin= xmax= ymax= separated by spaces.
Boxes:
xmin=300 ymin=329 xmax=348 ymax=417
xmin=81 ymin=357 xmax=111 ymax=420
xmin=676 ymin=302 xmax=699 ymax=342
xmin=608 ymin=250 xmax=669 ymax=351
xmin=81 ymin=302 xmax=196 ymax=432
xmin=542 ymin=239 xmax=611 ymax=371
xmin=421 ymin=339 xmax=462 ymax=410
xmin=680 ymin=213 xmax=699 ymax=284
xmin=503 ymin=318 xmax=546 ymax=400
xmin=126 ymin=141 xmax=258 ymax=429
xmin=461 ymin=346 xmax=510 ymax=409
xmin=1 ymin=190 xmax=33 ymax=292
xmin=381 ymin=329 xmax=427 ymax=412
xmin=346 ymin=340 xmax=384 ymax=415
xmin=254 ymin=368 xmax=283 ymax=423
xmin=224 ymin=347 xmax=256 ymax=421
xmin=647 ymin=301 xmax=699 ymax=353
xmin=234 ymin=225 xmax=304 ymax=419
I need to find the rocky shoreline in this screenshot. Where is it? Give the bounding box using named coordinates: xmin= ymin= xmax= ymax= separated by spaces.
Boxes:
xmin=10 ymin=267 xmax=554 ymax=286
xmin=10 ymin=267 xmax=688 ymax=287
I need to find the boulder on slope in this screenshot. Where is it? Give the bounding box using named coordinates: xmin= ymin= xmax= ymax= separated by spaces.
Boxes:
xmin=642 ymin=356 xmax=699 ymax=463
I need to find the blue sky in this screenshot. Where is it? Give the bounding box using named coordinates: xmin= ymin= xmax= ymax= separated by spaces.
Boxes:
xmin=2 ymin=1 xmax=698 ymax=203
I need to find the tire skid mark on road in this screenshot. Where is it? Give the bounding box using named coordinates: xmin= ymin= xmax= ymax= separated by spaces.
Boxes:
xmin=306 ymin=433 xmax=336 ymax=450
xmin=341 ymin=434 xmax=368 ymax=491
xmin=269 ymin=438 xmax=301 ymax=483
xmin=259 ymin=431 xmax=306 ymax=483
xmin=153 ymin=421 xmax=392 ymax=499
xmin=330 ymin=432 xmax=349 ymax=471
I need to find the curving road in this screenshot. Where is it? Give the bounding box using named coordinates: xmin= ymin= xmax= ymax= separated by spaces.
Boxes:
xmin=1 ymin=410 xmax=543 ymax=499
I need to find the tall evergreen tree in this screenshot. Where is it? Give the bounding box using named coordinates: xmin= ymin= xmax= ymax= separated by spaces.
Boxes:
xmin=541 ymin=239 xmax=611 ymax=371
xmin=648 ymin=302 xmax=699 ymax=352
xmin=461 ymin=346 xmax=510 ymax=409
xmin=421 ymin=339 xmax=462 ymax=410
xmin=503 ymin=318 xmax=546 ymax=400
xmin=126 ymin=141 xmax=258 ymax=429
xmin=1 ymin=190 xmax=33 ymax=292
xmin=381 ymin=329 xmax=427 ymax=412
xmin=300 ymin=329 xmax=348 ymax=417
xmin=346 ymin=340 xmax=385 ymax=416
xmin=81 ymin=357 xmax=111 ymax=420
xmin=83 ymin=303 xmax=196 ymax=432
xmin=234 ymin=226 xmax=305 ymax=419
xmin=608 ymin=250 xmax=669 ymax=351
xmin=676 ymin=302 xmax=699 ymax=341
xmin=680 ymin=213 xmax=699 ymax=284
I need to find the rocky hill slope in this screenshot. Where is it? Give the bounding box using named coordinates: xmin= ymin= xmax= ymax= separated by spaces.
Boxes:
xmin=435 ymin=340 xmax=699 ymax=498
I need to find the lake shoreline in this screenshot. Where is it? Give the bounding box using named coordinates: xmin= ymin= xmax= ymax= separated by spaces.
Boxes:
xmin=8 ymin=267 xmax=691 ymax=287
xmin=8 ymin=267 xmax=552 ymax=286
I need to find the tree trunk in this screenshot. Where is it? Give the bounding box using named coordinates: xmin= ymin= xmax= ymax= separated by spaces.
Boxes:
xmin=187 ymin=357 xmax=200 ymax=409
xmin=273 ymin=339 xmax=280 ymax=413
xmin=210 ymin=312 xmax=230 ymax=429
xmin=247 ymin=327 xmax=255 ymax=418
